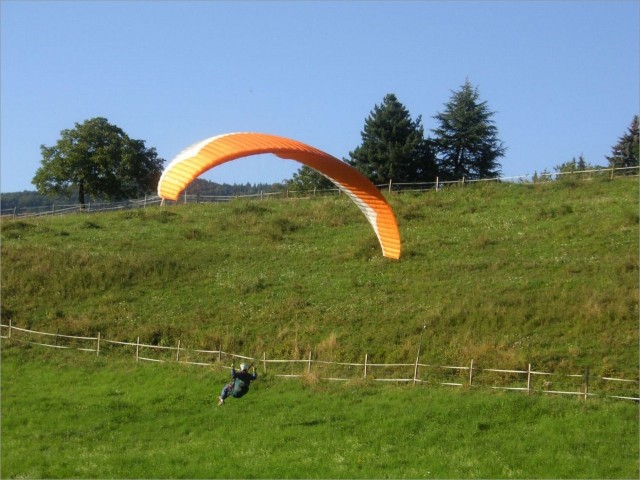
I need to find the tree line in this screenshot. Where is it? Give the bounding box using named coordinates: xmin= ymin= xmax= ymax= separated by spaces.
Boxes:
xmin=289 ymin=80 xmax=506 ymax=192
xmin=288 ymin=81 xmax=638 ymax=191
xmin=10 ymin=81 xmax=639 ymax=207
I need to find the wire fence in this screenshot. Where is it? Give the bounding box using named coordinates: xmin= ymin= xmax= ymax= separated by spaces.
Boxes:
xmin=377 ymin=165 xmax=639 ymax=194
xmin=0 ymin=195 xmax=163 ymax=219
xmin=2 ymin=166 xmax=638 ymax=218
xmin=2 ymin=322 xmax=638 ymax=402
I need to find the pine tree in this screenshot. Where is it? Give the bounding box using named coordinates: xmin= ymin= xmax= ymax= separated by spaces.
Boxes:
xmin=576 ymin=154 xmax=588 ymax=172
xmin=346 ymin=94 xmax=436 ymax=184
xmin=432 ymin=80 xmax=505 ymax=181
xmin=607 ymin=116 xmax=639 ymax=173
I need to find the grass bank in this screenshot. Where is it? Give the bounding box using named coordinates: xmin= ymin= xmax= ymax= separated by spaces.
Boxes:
xmin=2 ymin=178 xmax=637 ymax=377
xmin=2 ymin=348 xmax=638 ymax=479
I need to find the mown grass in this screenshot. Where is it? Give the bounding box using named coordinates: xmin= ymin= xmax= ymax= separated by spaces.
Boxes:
xmin=2 ymin=348 xmax=638 ymax=479
xmin=2 ymin=179 xmax=637 ymax=377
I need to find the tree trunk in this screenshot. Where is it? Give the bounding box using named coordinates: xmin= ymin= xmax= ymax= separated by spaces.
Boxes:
xmin=78 ymin=180 xmax=86 ymax=208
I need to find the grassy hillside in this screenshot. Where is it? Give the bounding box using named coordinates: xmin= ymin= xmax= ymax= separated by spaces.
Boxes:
xmin=2 ymin=178 xmax=638 ymax=376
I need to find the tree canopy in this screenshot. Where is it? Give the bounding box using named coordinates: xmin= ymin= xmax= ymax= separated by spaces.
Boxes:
xmin=32 ymin=117 xmax=164 ymax=205
xmin=432 ymin=80 xmax=505 ymax=181
xmin=346 ymin=94 xmax=436 ymax=184
xmin=286 ymin=166 xmax=335 ymax=192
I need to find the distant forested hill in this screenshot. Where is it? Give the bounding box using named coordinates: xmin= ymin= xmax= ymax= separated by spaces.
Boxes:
xmin=1 ymin=179 xmax=283 ymax=210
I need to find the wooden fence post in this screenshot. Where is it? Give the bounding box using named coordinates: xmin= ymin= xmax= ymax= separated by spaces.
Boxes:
xmin=435 ymin=177 xmax=439 ymax=191
xmin=388 ymin=179 xmax=393 ymax=192
xmin=96 ymin=332 xmax=101 ymax=357
xmin=218 ymin=346 xmax=222 ymax=363
xmin=308 ymin=351 xmax=312 ymax=373
xmin=176 ymin=340 xmax=181 ymax=362
xmin=584 ymin=367 xmax=590 ymax=400
xmin=263 ymin=352 xmax=267 ymax=373
xmin=469 ymin=359 xmax=474 ymax=386
xmin=364 ymin=353 xmax=368 ymax=379
xmin=413 ymin=352 xmax=420 ymax=386
xmin=527 ymin=363 xmax=532 ymax=394
xmin=8 ymin=319 xmax=12 ymax=340
xmin=136 ymin=337 xmax=140 ymax=362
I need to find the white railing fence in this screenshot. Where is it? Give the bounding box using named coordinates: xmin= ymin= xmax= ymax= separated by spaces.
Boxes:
xmin=3 ymin=166 xmax=638 ymax=218
xmin=2 ymin=322 xmax=638 ymax=402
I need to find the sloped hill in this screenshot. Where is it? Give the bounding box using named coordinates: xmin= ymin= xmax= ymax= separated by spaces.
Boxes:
xmin=2 ymin=178 xmax=638 ymax=376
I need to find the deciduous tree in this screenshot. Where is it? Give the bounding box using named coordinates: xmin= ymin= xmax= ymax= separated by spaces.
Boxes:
xmin=286 ymin=166 xmax=334 ymax=192
xmin=33 ymin=117 xmax=164 ymax=205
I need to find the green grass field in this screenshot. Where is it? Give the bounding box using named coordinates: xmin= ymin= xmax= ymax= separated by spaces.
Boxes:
xmin=2 ymin=348 xmax=638 ymax=479
xmin=2 ymin=178 xmax=639 ymax=478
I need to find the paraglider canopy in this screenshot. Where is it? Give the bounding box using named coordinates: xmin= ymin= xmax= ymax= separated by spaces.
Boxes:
xmin=158 ymin=132 xmax=401 ymax=259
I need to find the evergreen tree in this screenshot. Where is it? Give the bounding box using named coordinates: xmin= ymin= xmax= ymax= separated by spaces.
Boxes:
xmin=432 ymin=80 xmax=505 ymax=180
xmin=607 ymin=116 xmax=639 ymax=173
xmin=346 ymin=94 xmax=436 ymax=184
xmin=576 ymin=154 xmax=588 ymax=172
xmin=554 ymin=154 xmax=606 ymax=180
xmin=555 ymin=154 xmax=589 ymax=174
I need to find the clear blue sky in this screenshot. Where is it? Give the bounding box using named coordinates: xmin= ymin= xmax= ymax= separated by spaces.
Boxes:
xmin=2 ymin=0 xmax=638 ymax=192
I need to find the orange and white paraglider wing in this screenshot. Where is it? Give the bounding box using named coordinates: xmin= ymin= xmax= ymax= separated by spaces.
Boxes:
xmin=157 ymin=132 xmax=401 ymax=259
